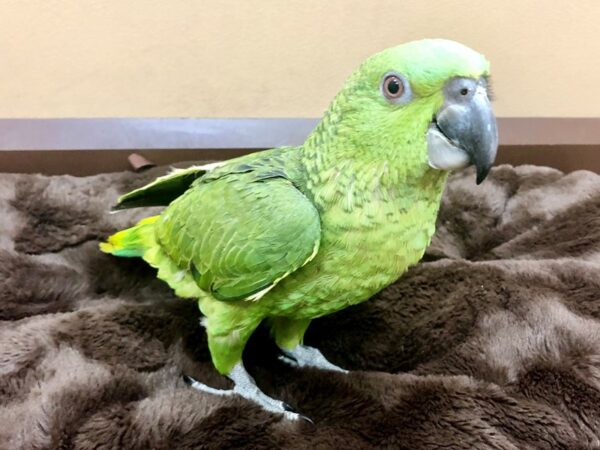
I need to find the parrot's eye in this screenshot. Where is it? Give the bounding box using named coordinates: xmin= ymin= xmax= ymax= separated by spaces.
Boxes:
xmin=383 ymin=75 xmax=404 ymax=99
xmin=381 ymin=72 xmax=411 ymax=104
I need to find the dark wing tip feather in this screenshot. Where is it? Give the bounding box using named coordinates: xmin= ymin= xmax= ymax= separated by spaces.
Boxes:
xmin=111 ymin=171 xmax=204 ymax=211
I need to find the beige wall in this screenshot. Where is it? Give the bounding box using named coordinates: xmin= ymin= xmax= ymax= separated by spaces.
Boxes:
xmin=1 ymin=0 xmax=599 ymax=118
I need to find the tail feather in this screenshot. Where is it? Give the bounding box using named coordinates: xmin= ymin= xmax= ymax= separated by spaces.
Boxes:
xmin=100 ymin=216 xmax=159 ymax=257
xmin=100 ymin=215 xmax=202 ymax=299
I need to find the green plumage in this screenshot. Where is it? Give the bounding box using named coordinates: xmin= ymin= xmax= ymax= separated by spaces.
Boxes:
xmin=101 ymin=39 xmax=491 ymax=375
xmin=157 ymin=155 xmax=320 ymax=302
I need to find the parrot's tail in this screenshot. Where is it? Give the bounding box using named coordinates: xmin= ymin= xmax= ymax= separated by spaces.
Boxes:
xmin=100 ymin=215 xmax=203 ymax=299
xmin=100 ymin=215 xmax=159 ymax=257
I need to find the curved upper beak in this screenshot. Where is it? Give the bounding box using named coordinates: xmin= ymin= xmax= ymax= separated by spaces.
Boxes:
xmin=427 ymin=81 xmax=498 ymax=184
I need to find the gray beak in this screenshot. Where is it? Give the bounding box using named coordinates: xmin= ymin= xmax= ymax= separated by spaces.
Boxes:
xmin=427 ymin=77 xmax=498 ymax=184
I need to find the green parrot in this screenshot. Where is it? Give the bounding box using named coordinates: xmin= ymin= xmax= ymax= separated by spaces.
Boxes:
xmin=101 ymin=39 xmax=498 ymax=421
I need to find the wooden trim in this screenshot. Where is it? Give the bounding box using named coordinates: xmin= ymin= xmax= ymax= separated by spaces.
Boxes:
xmin=497 ymin=145 xmax=600 ymax=174
xmin=0 ymin=118 xmax=598 ymax=175
xmin=0 ymin=118 xmax=318 ymax=151
xmin=498 ymin=118 xmax=600 ymax=146
xmin=0 ymin=149 xmax=251 ymax=176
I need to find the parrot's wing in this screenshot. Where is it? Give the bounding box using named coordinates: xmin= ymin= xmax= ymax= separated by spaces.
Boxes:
xmin=112 ymin=147 xmax=294 ymax=211
xmin=156 ymin=172 xmax=320 ymax=302
xmin=112 ymin=162 xmax=226 ymax=211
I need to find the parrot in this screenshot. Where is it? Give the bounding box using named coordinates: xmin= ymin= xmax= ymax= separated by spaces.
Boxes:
xmin=100 ymin=39 xmax=498 ymax=421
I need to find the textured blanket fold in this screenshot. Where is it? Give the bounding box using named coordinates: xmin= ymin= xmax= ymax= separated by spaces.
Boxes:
xmin=1 ymin=163 xmax=600 ymax=449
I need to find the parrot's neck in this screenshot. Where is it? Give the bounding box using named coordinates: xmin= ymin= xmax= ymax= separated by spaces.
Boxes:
xmin=301 ymin=114 xmax=448 ymax=210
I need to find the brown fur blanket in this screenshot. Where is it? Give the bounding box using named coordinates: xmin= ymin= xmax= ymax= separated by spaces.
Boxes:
xmin=1 ymin=162 xmax=600 ymax=449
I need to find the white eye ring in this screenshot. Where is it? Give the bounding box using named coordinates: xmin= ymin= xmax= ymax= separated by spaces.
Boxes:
xmin=380 ymin=72 xmax=412 ymax=104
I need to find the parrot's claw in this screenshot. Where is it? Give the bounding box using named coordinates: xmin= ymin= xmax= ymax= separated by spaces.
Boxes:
xmin=278 ymin=353 xmax=300 ymax=368
xmin=183 ymin=365 xmax=313 ymax=423
xmin=279 ymin=344 xmax=348 ymax=373
xmin=183 ymin=374 xmax=234 ymax=396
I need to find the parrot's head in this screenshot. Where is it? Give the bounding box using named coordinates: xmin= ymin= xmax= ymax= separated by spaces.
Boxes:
xmin=315 ymin=39 xmax=498 ymax=185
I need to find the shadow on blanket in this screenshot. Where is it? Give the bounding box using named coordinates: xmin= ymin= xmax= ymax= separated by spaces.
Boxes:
xmin=1 ymin=163 xmax=600 ymax=449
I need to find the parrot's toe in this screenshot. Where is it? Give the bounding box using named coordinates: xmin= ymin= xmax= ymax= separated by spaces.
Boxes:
xmin=279 ymin=345 xmax=348 ymax=373
xmin=182 ymin=374 xmax=234 ymax=397
xmin=278 ymin=353 xmax=300 ymax=368
xmin=184 ymin=364 xmax=313 ymax=422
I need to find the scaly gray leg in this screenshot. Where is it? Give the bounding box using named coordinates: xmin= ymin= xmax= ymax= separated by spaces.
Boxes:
xmin=279 ymin=344 xmax=348 ymax=373
xmin=183 ymin=363 xmax=312 ymax=422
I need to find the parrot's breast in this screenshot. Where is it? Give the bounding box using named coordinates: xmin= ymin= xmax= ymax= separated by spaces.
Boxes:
xmin=262 ymin=176 xmax=446 ymax=319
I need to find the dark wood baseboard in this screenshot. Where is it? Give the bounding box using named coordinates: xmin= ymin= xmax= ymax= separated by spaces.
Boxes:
xmin=498 ymin=145 xmax=600 ymax=174
xmin=0 ymin=149 xmax=251 ymax=176
xmin=0 ymin=118 xmax=598 ymax=175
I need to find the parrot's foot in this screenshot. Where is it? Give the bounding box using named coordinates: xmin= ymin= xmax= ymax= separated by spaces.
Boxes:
xmin=279 ymin=344 xmax=348 ymax=373
xmin=183 ymin=364 xmax=313 ymax=423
